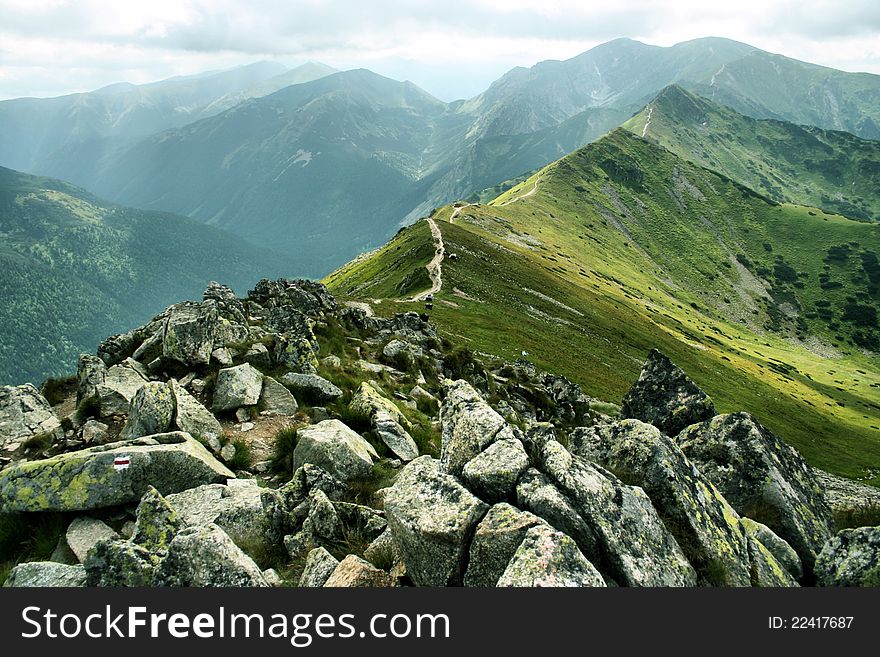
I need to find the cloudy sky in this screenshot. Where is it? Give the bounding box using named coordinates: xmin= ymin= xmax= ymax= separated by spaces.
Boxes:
xmin=1 ymin=0 xmax=878 ymax=101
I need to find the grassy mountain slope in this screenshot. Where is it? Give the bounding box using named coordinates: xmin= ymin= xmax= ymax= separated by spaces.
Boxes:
xmin=624 ymin=86 xmax=880 ymax=221
xmin=327 ymin=130 xmax=880 ymax=485
xmin=0 ymin=166 xmax=291 ymax=385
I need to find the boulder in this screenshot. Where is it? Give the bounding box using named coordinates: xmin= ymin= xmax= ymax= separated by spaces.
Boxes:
xmin=292 ymin=420 xmax=378 ymax=483
xmin=3 ymin=562 xmax=86 ymax=587
xmin=742 ymin=518 xmax=803 ymax=581
xmin=323 ymin=555 xmax=397 ymax=587
xmin=746 ymin=536 xmax=799 ymax=587
xmin=350 ymin=381 xmax=410 ymax=428
xmin=462 ymin=438 xmax=529 ymax=503
xmin=170 ymin=379 xmax=222 ymax=442
xmin=132 ymin=486 xmax=186 ymax=553
xmin=81 ymin=419 xmax=110 ymax=445
xmin=281 ymin=373 xmax=343 ymax=403
xmin=0 ymin=383 xmax=62 ymax=449
xmin=298 ymin=547 xmax=339 ymax=587
xmin=572 ymin=420 xmax=753 ymax=586
xmin=96 ymin=363 xmax=149 ymax=417
xmin=165 ymin=480 xmax=272 ymax=556
xmin=244 ymin=342 xmax=273 ymax=369
xmin=496 ymin=524 xmax=606 ymax=587
xmin=621 ymin=349 xmax=716 ymax=436
xmin=372 ymin=410 xmax=418 ymax=462
xmin=212 ymin=363 xmax=263 ymax=412
xmin=260 ymin=377 xmax=299 ymax=416
xmin=84 ymin=538 xmax=157 ymax=586
xmin=540 ymin=441 xmax=696 ymax=587
xmin=153 ymin=524 xmax=269 ymax=587
xmin=440 ymin=379 xmax=519 ymax=477
xmin=515 ymin=468 xmax=600 ymax=562
xmin=65 ymin=516 xmax=119 ymax=563
xmin=274 ymin=331 xmax=319 ymax=374
xmin=120 ymin=382 xmax=176 ymax=440
xmin=0 ymin=432 xmax=235 ymax=512
xmin=464 ymin=503 xmax=543 ymax=587
xmin=363 ymin=529 xmax=400 ymax=571
xmin=162 ymin=301 xmax=218 ymax=367
xmin=383 ymin=456 xmax=489 ymax=586
xmin=76 ymin=354 xmax=107 ymax=404
xmin=676 ymin=412 xmax=833 ymax=571
xmin=815 ymin=527 xmax=880 ymax=587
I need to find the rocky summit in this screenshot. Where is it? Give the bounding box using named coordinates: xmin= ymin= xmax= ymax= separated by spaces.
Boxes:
xmin=0 ymin=279 xmax=872 ymax=587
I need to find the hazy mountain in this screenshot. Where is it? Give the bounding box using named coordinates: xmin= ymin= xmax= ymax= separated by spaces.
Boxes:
xmin=623 ymin=85 xmax=880 ymax=221
xmin=0 ymin=61 xmax=336 ymax=190
xmin=88 ymin=69 xmax=453 ymax=275
xmin=0 ymin=166 xmax=291 ymax=385
xmin=328 ymin=129 xmax=880 ymax=484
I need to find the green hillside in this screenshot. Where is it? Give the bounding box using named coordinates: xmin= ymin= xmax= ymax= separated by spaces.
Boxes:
xmin=0 ymin=166 xmax=290 ymax=385
xmin=624 ymin=85 xmax=880 ymax=221
xmin=326 ymin=129 xmax=880 ymax=486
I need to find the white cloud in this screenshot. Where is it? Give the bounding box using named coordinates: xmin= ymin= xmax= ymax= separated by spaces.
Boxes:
xmin=0 ymin=0 xmax=878 ymax=100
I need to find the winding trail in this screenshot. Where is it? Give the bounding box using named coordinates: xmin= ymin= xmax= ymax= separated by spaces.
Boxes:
xmin=449 ymin=202 xmax=472 ymax=224
xmin=410 ymin=217 xmax=444 ymax=301
xmin=641 ymin=105 xmax=654 ymax=138
xmin=497 ymin=174 xmax=542 ymax=206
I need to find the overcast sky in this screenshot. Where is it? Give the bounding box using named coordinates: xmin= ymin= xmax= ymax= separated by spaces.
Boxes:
xmin=1 ymin=0 xmax=878 ymax=101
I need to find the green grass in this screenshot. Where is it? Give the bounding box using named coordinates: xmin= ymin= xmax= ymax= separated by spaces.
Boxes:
xmin=327 ymin=129 xmax=880 ymax=487
xmin=623 ymin=86 xmax=880 ymax=222
xmin=271 ymin=425 xmax=301 ymax=475
xmin=0 ymin=512 xmax=69 ymax=585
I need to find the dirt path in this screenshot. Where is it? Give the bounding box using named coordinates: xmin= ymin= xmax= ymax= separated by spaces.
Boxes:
xmin=410 ymin=217 xmax=444 ymax=301
xmin=498 ymin=174 xmax=542 ymax=206
xmin=449 ymin=203 xmax=472 ymax=224
xmin=641 ymin=105 xmax=654 ymax=138
xmin=344 ymin=300 xmax=374 ymax=316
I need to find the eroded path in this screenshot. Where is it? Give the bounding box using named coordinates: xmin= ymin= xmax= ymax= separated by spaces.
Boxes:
xmin=410 ymin=217 xmax=444 ymax=301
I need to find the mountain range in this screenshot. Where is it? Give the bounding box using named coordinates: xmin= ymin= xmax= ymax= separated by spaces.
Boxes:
xmin=2 ymin=37 xmax=878 ymax=277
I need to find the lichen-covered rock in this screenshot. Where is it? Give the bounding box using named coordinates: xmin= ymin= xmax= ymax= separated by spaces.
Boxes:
xmin=440 ymin=379 xmax=519 ymax=477
xmin=0 ymin=383 xmax=63 ymax=449
xmin=65 ymin=516 xmax=119 ymax=563
xmin=497 ymin=524 xmax=606 ymax=587
xmin=747 ymin=536 xmax=799 ymax=587
xmin=363 ymin=529 xmax=400 ymax=571
xmin=281 ymin=373 xmax=343 ymax=403
xmin=165 ymin=479 xmax=272 ymax=557
xmin=120 ymin=382 xmax=176 ymax=440
xmin=81 ymin=419 xmax=110 ymax=445
xmin=96 ymin=363 xmax=149 ymax=417
xmin=0 ymin=432 xmax=235 ymax=512
xmin=293 ymin=420 xmax=378 ymax=483
xmin=540 ymin=441 xmax=696 ymax=587
xmin=212 ymin=363 xmax=263 ymax=412
xmin=742 ymin=518 xmax=803 ymax=581
xmin=153 ymin=524 xmax=269 ymax=587
xmin=244 ymin=342 xmax=273 ymax=369
xmin=331 ymin=501 xmax=387 ymax=542
xmin=464 ymin=503 xmax=543 ymax=587
xmin=572 ymin=420 xmax=753 ymax=586
xmin=281 ymin=463 xmax=348 ymax=508
xmin=324 ymin=555 xmax=398 ymax=587
xmin=170 ymin=379 xmax=222 ymax=442
xmin=274 ymin=331 xmax=319 ymax=374
xmin=815 ymin=526 xmax=880 ymax=587
xmin=84 ymin=538 xmax=157 ymax=586
xmin=162 ymin=301 xmax=218 ymax=367
xmin=676 ymin=412 xmax=833 ymax=572
xmin=303 ymin=488 xmax=342 ymax=541
xmin=132 ymin=485 xmax=186 ymax=553
xmin=621 ymin=349 xmax=715 ymax=436
xmin=350 ymin=382 xmax=411 ymax=428
xmin=462 ymin=438 xmax=529 ymax=503
xmin=298 ymin=547 xmax=340 ymax=587
xmin=372 ymin=410 xmax=418 ymax=462
xmin=516 ymin=468 xmax=600 ymax=562
xmin=3 ymin=562 xmax=86 ymax=587
xmin=384 ymin=456 xmax=489 ymax=586
xmin=77 ymin=354 xmax=107 ymax=404
xmin=260 ymin=376 xmax=299 ymax=416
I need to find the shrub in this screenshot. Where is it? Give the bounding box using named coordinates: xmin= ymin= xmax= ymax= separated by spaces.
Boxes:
xmin=271 ymin=425 xmax=300 ymax=475
xmin=75 ymin=395 xmax=101 ymax=422
xmin=227 ymin=438 xmax=253 ymax=471
xmin=41 ymin=376 xmax=75 ymax=406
